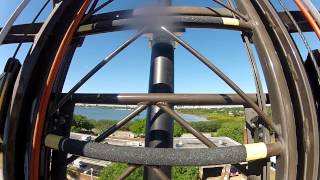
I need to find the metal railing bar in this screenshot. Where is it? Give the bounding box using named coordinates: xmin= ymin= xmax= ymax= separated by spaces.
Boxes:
xmin=156 ymin=103 xmax=251 ymax=174
xmin=155 ymin=103 xmax=252 ymax=174
xmin=211 ymin=0 xmax=248 ymax=21
xmin=49 ymin=27 xmax=146 ymax=116
xmin=160 ymin=26 xmax=280 ymax=135
xmin=64 ymin=93 xmax=269 ymax=105
xmin=88 ymin=0 xmax=100 ymax=12
xmin=12 ymin=0 xmax=50 ymax=58
xmin=158 ymin=103 xmax=255 ymax=174
xmin=81 ymin=0 xmax=115 ymax=24
xmin=95 ymin=103 xmax=148 ymax=142
xmin=0 ymin=0 xmax=31 ymax=45
xmin=226 ymin=0 xmax=236 ymax=18
xmin=66 ymin=103 xmax=148 ymax=164
xmin=117 ymin=165 xmax=138 ymax=180
xmin=157 ymin=103 xmax=215 ymax=148
xmin=151 ymin=167 xmax=170 ymax=180
xmin=45 ymin=134 xmax=283 ymax=166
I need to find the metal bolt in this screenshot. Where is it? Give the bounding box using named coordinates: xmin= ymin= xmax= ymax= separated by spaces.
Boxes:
xmin=59 ymin=117 xmax=66 ymax=125
xmin=258 ymin=133 xmax=264 ymax=138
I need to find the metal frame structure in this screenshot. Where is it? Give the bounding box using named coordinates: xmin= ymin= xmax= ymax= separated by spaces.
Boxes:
xmin=0 ymin=0 xmax=319 ymax=180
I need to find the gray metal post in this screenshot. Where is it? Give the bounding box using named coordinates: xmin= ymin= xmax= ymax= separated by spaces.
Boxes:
xmin=144 ymin=1 xmax=174 ymax=177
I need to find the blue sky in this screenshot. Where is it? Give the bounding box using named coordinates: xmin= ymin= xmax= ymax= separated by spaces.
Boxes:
xmin=0 ymin=0 xmax=319 ymax=94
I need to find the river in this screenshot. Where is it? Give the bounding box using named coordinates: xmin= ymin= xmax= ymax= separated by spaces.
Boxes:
xmin=74 ymin=106 xmax=208 ymax=122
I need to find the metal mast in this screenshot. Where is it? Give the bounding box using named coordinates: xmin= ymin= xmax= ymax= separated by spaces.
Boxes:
xmin=144 ymin=0 xmax=174 ymax=179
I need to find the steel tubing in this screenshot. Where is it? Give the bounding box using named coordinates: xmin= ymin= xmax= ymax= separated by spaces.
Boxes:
xmin=45 ymin=134 xmax=283 ymax=166
xmin=64 ymin=93 xmax=269 ymax=105
xmin=117 ymin=165 xmax=139 ymax=180
xmin=158 ymin=103 xmax=216 ymax=148
xmin=144 ymin=18 xmax=175 ymax=178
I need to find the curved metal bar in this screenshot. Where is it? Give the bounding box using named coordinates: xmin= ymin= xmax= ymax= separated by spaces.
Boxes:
xmin=157 ymin=103 xmax=216 ymax=148
xmin=249 ymin=0 xmax=319 ymax=179
xmin=45 ymin=134 xmax=282 ymax=166
xmin=1 ymin=7 xmax=251 ymax=44
xmin=277 ymin=0 xmax=320 ymax=83
xmin=65 ymin=93 xmax=269 ymax=105
xmin=238 ymin=1 xmax=299 ymax=179
xmin=117 ymin=165 xmax=139 ymax=180
xmin=0 ymin=0 xmax=31 ymax=44
xmin=13 ymin=0 xmax=50 ymax=58
xmin=30 ymin=1 xmax=94 ymax=179
xmin=81 ymin=0 xmax=115 ymax=23
xmin=86 ymin=7 xmax=234 ymax=23
xmin=77 ymin=16 xmax=251 ymax=36
xmin=3 ymin=1 xmax=85 ymax=179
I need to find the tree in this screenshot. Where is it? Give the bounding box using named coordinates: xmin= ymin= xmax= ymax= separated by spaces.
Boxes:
xmin=174 ymin=123 xmax=184 ymax=137
xmin=99 ymin=163 xmax=199 ymax=180
xmin=129 ymin=119 xmax=145 ymax=135
xmin=173 ymin=166 xmax=199 ymax=180
xmin=71 ymin=115 xmax=95 ymax=133
xmin=99 ymin=163 xmax=143 ymax=180
xmin=216 ymin=123 xmax=244 ymax=143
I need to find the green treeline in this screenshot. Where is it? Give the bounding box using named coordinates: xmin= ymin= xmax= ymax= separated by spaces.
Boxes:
xmin=99 ymin=163 xmax=199 ymax=180
xmin=71 ymin=107 xmax=245 ymax=143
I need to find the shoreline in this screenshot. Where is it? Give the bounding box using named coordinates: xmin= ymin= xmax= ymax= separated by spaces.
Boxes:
xmin=75 ymin=103 xmax=244 ymax=109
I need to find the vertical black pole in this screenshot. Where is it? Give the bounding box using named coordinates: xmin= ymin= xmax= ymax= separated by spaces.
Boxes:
xmin=144 ymin=1 xmax=174 ymax=179
xmin=50 ymin=102 xmax=75 ymax=179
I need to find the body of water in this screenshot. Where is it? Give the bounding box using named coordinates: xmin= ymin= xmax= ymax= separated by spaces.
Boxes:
xmin=74 ymin=106 xmax=208 ymax=122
